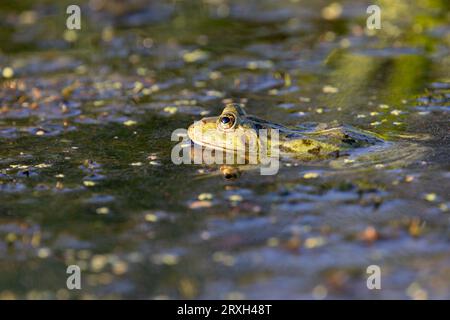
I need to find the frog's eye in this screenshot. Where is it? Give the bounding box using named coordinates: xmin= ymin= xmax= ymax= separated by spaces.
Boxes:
xmin=218 ymin=114 xmax=236 ymax=130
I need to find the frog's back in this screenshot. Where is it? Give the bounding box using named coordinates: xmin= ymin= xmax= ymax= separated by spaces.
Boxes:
xmin=305 ymin=124 xmax=385 ymax=147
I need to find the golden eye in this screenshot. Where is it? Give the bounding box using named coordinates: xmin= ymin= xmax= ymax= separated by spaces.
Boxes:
xmin=218 ymin=114 xmax=236 ymax=130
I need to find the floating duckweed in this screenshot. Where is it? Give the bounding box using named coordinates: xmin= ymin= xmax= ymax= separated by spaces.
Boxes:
xmin=112 ymin=260 xmax=128 ymax=275
xmin=2 ymin=67 xmax=14 ymax=78
xmin=37 ymin=247 xmax=51 ymax=259
xmin=93 ymin=100 xmax=105 ymax=107
xmin=209 ymin=71 xmax=222 ymax=80
xmin=145 ymin=213 xmax=158 ymax=222
xmin=370 ymin=121 xmax=381 ymax=126
xmin=10 ymin=164 xmax=29 ymax=169
xmin=246 ymin=60 xmax=273 ymax=70
xmin=142 ymin=88 xmax=151 ymax=95
xmin=316 ymin=108 xmax=324 ymax=114
xmin=136 ymin=67 xmax=147 ymax=76
xmin=321 ymin=2 xmax=342 ymax=20
xmin=133 ymin=81 xmax=144 ymax=93
xmin=179 ymin=278 xmax=197 ymax=299
xmin=198 ymin=193 xmax=213 ymax=201
xmin=424 ymin=193 xmax=436 ymax=202
xmin=370 ymin=111 xmax=379 ymax=116
xmin=35 ymin=163 xmax=51 ymax=168
xmin=96 ymin=207 xmax=110 ymax=215
xmin=101 ymin=26 xmax=114 ymax=42
xmin=356 ymin=114 xmax=366 ymax=118
xmin=183 ymin=49 xmax=209 ymax=63
xmin=339 ymin=38 xmax=351 ymax=48
xmin=206 ymin=90 xmax=224 ymax=97
xmin=304 ymin=236 xmax=326 ymax=249
xmin=378 ymin=104 xmax=390 ymax=109
xmin=164 ymin=106 xmax=178 ymax=114
xmin=393 ymin=121 xmax=403 ymax=125
xmin=123 ymin=120 xmax=137 ymax=126
xmin=63 ymin=30 xmax=78 ymax=42
xmin=150 ymin=84 xmax=160 ymax=92
xmin=303 ymin=172 xmax=320 ymax=179
xmin=91 ymin=255 xmax=108 ymax=272
xmin=83 ymin=181 xmax=96 ymax=187
xmin=322 ymin=85 xmax=338 ymax=93
xmin=31 ymin=232 xmax=41 ymax=247
xmin=229 ymin=194 xmax=243 ymax=202
xmin=391 ymin=109 xmax=402 ymax=116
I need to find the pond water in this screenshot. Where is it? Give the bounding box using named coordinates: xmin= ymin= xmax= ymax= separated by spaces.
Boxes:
xmin=0 ymin=0 xmax=449 ymax=299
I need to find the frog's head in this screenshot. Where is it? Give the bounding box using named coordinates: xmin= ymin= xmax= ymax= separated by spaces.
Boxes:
xmin=188 ymin=104 xmax=260 ymax=153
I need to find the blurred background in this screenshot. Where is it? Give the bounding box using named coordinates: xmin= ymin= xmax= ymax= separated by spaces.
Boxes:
xmin=0 ymin=0 xmax=449 ymax=299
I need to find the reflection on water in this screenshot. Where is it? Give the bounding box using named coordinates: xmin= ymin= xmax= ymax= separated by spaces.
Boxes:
xmin=0 ymin=0 xmax=449 ymax=299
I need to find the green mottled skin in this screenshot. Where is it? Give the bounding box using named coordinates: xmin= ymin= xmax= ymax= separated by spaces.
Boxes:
xmin=188 ymin=104 xmax=384 ymax=160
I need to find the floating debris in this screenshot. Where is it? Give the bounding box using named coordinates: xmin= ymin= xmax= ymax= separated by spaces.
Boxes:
xmin=2 ymin=67 xmax=14 ymax=79
xmin=322 ymin=85 xmax=339 ymax=93
xmin=123 ymin=120 xmax=137 ymax=126
xmin=321 ymin=3 xmax=342 ymax=20
xmin=359 ymin=226 xmax=379 ymax=243
xmin=83 ymin=181 xmax=96 ymax=187
xmin=303 ymin=172 xmax=320 ymax=179
xmin=183 ymin=49 xmax=209 ymax=63
xmin=96 ymin=207 xmax=110 ymax=215
xmin=163 ymin=106 xmax=178 ymax=114
xmin=304 ymin=236 xmax=326 ymax=249
xmin=189 ymin=200 xmax=212 ymax=209
xmin=144 ymin=213 xmax=158 ymax=222
xmin=198 ymin=193 xmax=213 ymax=201
xmin=228 ymin=194 xmax=243 ymax=202
xmin=409 ymin=218 xmax=424 ymax=237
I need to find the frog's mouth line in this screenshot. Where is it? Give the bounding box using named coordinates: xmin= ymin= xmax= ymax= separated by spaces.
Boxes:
xmin=190 ymin=136 xmax=258 ymax=155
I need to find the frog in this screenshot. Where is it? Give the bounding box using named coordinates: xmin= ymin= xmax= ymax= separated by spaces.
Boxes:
xmin=187 ymin=103 xmax=385 ymax=162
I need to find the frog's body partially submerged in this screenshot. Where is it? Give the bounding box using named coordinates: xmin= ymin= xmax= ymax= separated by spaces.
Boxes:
xmin=187 ymin=104 xmax=385 ymax=161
